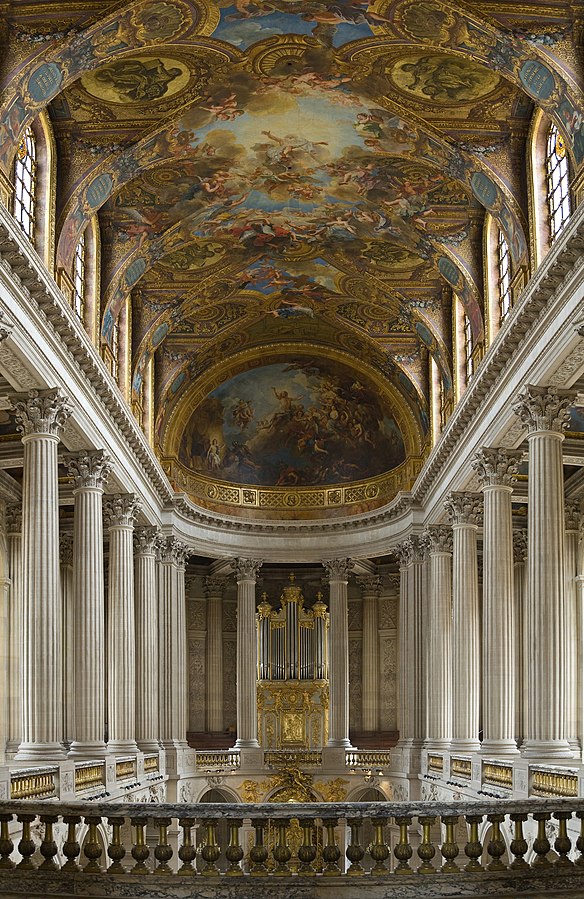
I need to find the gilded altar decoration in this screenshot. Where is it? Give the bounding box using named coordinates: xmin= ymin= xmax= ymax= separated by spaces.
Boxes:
xmin=238 ymin=778 xmax=272 ymax=803
xmin=314 ymin=778 xmax=350 ymax=802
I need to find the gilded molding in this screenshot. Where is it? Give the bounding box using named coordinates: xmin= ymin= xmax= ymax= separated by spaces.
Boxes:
xmin=472 ymin=447 xmax=523 ymax=488
xmin=66 ymin=449 xmax=112 ymax=491
xmin=444 ymin=492 xmax=483 ymax=526
xmin=11 ymin=387 xmax=72 ymax=438
xmin=103 ymin=493 xmax=141 ymax=529
xmin=513 ymin=384 xmax=575 ymax=434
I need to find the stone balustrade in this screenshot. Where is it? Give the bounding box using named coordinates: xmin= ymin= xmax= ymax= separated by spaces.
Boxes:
xmin=195 ymin=750 xmax=241 ymax=771
xmin=345 ymin=750 xmax=392 ymax=771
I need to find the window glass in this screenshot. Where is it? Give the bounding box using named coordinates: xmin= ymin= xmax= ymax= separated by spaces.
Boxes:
xmin=546 ymin=122 xmax=571 ymax=242
xmin=13 ymin=126 xmax=36 ymax=241
xmin=73 ymin=232 xmax=85 ymax=321
xmin=497 ymin=231 xmax=512 ymax=324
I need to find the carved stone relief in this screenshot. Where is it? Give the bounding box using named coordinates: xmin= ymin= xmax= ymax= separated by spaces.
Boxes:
xmin=188 ymin=637 xmax=205 ymax=730
xmin=223 ymin=635 xmax=237 ymax=731
xmin=379 ymin=634 xmax=397 ymax=731
xmin=349 ymin=636 xmax=362 ymax=732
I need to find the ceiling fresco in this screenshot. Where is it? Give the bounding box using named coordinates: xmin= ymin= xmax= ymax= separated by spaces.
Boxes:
xmin=1 ymin=0 xmax=582 ymax=516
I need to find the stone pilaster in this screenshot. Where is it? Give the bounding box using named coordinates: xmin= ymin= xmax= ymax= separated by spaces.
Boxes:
xmin=473 ymin=447 xmax=522 ymax=755
xmin=158 ymin=536 xmax=190 ymax=749
xmin=12 ymin=388 xmax=72 ymax=761
xmin=324 ymin=559 xmax=353 ymax=749
xmin=232 ymin=559 xmax=262 ymax=749
xmin=514 ymin=384 xmax=575 ymax=757
xmin=356 ymin=574 xmax=382 ymax=734
xmin=205 ymin=575 xmax=228 ymax=735
xmin=422 ymin=527 xmax=453 ymax=750
xmin=444 ymin=492 xmax=482 ymax=752
xmin=134 ymin=527 xmax=160 ymax=752
xmin=565 ymin=504 xmax=580 ymax=752
xmin=104 ymin=493 xmax=140 ymax=756
xmin=67 ymin=451 xmax=112 ymax=758
xmin=59 ymin=533 xmax=74 ymax=747
xmin=5 ymin=504 xmax=21 ymax=758
xmin=513 ymin=529 xmax=528 ymax=746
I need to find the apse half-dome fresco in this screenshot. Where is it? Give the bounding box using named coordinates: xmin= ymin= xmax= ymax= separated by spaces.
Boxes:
xmin=178 ymin=359 xmax=406 ymax=488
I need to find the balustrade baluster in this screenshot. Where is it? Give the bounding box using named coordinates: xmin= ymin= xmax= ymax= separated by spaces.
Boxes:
xmin=39 ymin=815 xmax=59 ymax=870
xmin=250 ymin=818 xmax=269 ymax=875
xmin=225 ymin=819 xmax=244 ymax=876
xmin=346 ymin=818 xmax=365 ymax=876
xmin=554 ymin=812 xmax=573 ymax=868
xmin=441 ymin=816 xmax=460 ymax=873
xmin=201 ymin=819 xmax=221 ymax=876
xmin=394 ymin=816 xmax=414 ymax=874
xmin=107 ymin=817 xmax=126 ymax=873
xmin=177 ymin=818 xmax=196 ymax=876
xmin=417 ymin=816 xmax=436 ymax=873
xmin=532 ymin=813 xmax=552 ymax=868
xmin=464 ymin=815 xmax=483 ymax=872
xmin=130 ymin=817 xmax=150 ymax=875
xmin=83 ymin=816 xmax=103 ymax=874
xmin=62 ymin=816 xmax=81 ymax=872
xmin=0 ymin=814 xmax=13 ymax=870
xmin=322 ymin=818 xmax=342 ymax=876
xmin=297 ymin=818 xmax=317 ymax=875
xmin=154 ymin=817 xmax=173 ymax=874
xmin=370 ymin=817 xmax=390 ymax=874
xmin=273 ymin=818 xmax=292 ymax=876
xmin=486 ymin=814 xmax=506 ymax=871
xmin=509 ymin=813 xmax=529 ymax=870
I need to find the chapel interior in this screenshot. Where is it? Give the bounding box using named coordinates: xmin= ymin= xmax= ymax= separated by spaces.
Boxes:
xmin=0 ymin=0 xmax=583 ymax=895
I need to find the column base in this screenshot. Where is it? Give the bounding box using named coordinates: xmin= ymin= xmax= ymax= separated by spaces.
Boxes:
xmin=68 ymin=741 xmax=107 ymax=759
xmin=234 ymin=739 xmax=260 ymax=749
xmin=14 ymin=742 xmax=67 ymax=762
xmin=107 ymin=740 xmax=139 ymax=756
xmin=5 ymin=741 xmax=20 ymax=760
xmin=423 ymin=739 xmax=450 ymax=752
xmin=568 ymin=738 xmax=581 ymax=754
xmin=160 ymin=739 xmax=188 ymax=752
xmin=137 ymin=740 xmax=163 ymax=753
xmin=480 ymin=739 xmax=519 ymax=756
xmin=521 ymin=739 xmax=574 ymax=759
xmin=450 ymin=738 xmax=481 ymax=753
xmin=326 ymin=738 xmax=352 ymax=749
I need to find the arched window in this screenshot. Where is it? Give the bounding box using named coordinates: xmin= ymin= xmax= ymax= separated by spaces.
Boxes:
xmin=111 ymin=315 xmax=120 ymax=384
xmin=497 ymin=230 xmax=512 ymax=325
xmin=73 ymin=231 xmax=86 ymax=321
xmin=546 ymin=122 xmax=571 ymax=242
xmin=13 ymin=126 xmax=36 ymax=242
xmin=463 ymin=312 xmax=474 ymax=382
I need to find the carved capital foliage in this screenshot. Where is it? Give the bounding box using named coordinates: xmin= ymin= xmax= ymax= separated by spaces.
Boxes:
xmin=472 ymin=447 xmax=522 ymax=488
xmin=565 ymin=502 xmax=581 ymax=533
xmin=5 ymin=503 xmax=21 ymax=534
xmin=231 ymin=557 xmax=263 ymax=582
xmin=444 ymin=492 xmax=482 ymax=526
xmin=59 ymin=532 xmax=73 ymax=566
xmin=103 ymin=493 xmax=140 ymax=529
xmin=0 ymin=309 xmax=14 ymax=344
xmin=513 ymin=529 xmax=528 ymax=564
xmin=513 ymin=384 xmax=575 ymax=434
xmin=158 ymin=535 xmax=190 ymax=568
xmin=204 ymin=575 xmax=228 ymax=598
xmin=323 ymin=558 xmax=354 ymax=582
xmin=133 ymin=526 xmax=160 ymax=556
xmin=422 ymin=525 xmax=453 ymax=555
xmin=356 ymin=574 xmax=382 ymax=597
xmin=11 ymin=388 xmax=72 ymax=438
xmin=394 ymin=535 xmax=426 ymax=566
xmin=67 ymin=449 xmax=113 ymax=491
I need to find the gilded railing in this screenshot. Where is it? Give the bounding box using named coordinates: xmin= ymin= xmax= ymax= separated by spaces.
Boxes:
xmin=74 ymin=763 xmax=105 ymax=793
xmin=143 ymin=755 xmax=160 ymax=774
xmin=483 ymin=762 xmax=513 ymax=790
xmin=115 ymin=759 xmax=137 ymax=781
xmin=345 ymin=750 xmax=392 ymax=770
xmin=195 ymin=750 xmax=241 ymax=771
xmin=9 ymin=768 xmax=57 ymax=800
xmin=427 ymin=755 xmax=444 ymax=773
xmin=450 ymin=758 xmax=472 ymax=780
xmin=265 ymin=750 xmax=322 ymax=768
xmin=532 ymin=767 xmax=579 ymax=798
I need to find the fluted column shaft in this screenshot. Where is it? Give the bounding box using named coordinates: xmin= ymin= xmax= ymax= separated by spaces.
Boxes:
xmin=105 ymin=494 xmax=140 ymax=755
xmin=445 ymin=494 xmax=482 ymax=752
xmin=357 ymin=576 xmax=381 ymax=733
xmin=514 ymin=385 xmax=574 ymax=757
xmin=396 ymin=557 xmax=409 ymax=743
xmin=325 ymin=559 xmax=353 ymax=748
xmin=13 ymin=388 xmax=71 ymax=761
xmin=424 ymin=527 xmax=452 ymax=749
xmin=205 ymin=576 xmax=227 ymax=734
xmin=233 ymin=559 xmax=262 ymax=748
xmin=513 ymin=530 xmax=528 ymax=746
xmin=59 ymin=535 xmax=74 ymax=746
xmin=134 ymin=528 xmax=160 ymax=752
xmin=158 ymin=537 xmax=190 ymax=748
xmin=394 ymin=539 xmax=426 ymax=745
xmin=176 ymin=552 xmax=188 ymax=742
xmin=564 ymin=506 xmax=580 ymax=752
xmin=6 ymin=506 xmax=22 ymax=757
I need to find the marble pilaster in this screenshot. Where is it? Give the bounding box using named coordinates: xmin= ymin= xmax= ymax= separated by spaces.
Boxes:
xmin=356 ymin=574 xmax=382 ymax=733
xmin=67 ymin=451 xmax=112 ymax=758
xmin=205 ymin=575 xmax=228 ymax=735
xmin=232 ymin=559 xmax=262 ymax=749
xmin=324 ymin=559 xmax=353 ymax=749
xmin=12 ymin=388 xmax=72 ymax=761
xmin=444 ymin=492 xmax=482 ymax=753
xmin=473 ymin=448 xmax=522 ymax=756
xmin=422 ymin=526 xmax=452 ymax=750
xmin=514 ymin=384 xmax=575 ymax=757
xmin=134 ymin=527 xmax=160 ymax=752
xmin=6 ymin=505 xmax=22 ymax=758
xmin=104 ymin=493 xmax=140 ymax=756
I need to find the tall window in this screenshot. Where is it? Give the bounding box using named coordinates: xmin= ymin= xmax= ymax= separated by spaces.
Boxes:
xmin=111 ymin=316 xmax=120 ymax=383
xmin=73 ymin=232 xmax=86 ymax=321
xmin=13 ymin=126 xmax=36 ymax=242
xmin=497 ymin=230 xmax=512 ymax=324
xmin=463 ymin=312 xmax=474 ymax=382
xmin=546 ymin=122 xmax=571 ymax=242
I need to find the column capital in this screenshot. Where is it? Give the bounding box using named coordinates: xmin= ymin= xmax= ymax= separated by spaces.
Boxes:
xmin=103 ymin=493 xmax=140 ymax=529
xmin=5 ymin=503 xmax=21 ymax=534
xmin=356 ymin=574 xmax=382 ymax=597
xmin=472 ymin=447 xmax=522 ymax=487
xmin=323 ymin=558 xmax=354 ymax=583
xmin=395 ymin=534 xmax=426 ymax=567
xmin=67 ymin=449 xmax=113 ymax=491
xmin=513 ymin=529 xmax=528 ymax=564
xmin=133 ymin=526 xmax=159 ymax=556
xmin=0 ymin=309 xmax=14 ymax=343
xmin=513 ymin=384 xmax=575 ymax=434
xmin=231 ymin=558 xmax=263 ymax=582
xmin=59 ymin=532 xmax=73 ymax=567
xmin=204 ymin=575 xmax=228 ymax=598
xmin=422 ymin=525 xmax=452 ymax=555
xmin=11 ymin=388 xmax=72 ymax=439
xmin=444 ymin=491 xmax=482 ymax=526
xmin=565 ymin=502 xmax=581 ymax=533
xmin=158 ymin=535 xmax=190 ymax=567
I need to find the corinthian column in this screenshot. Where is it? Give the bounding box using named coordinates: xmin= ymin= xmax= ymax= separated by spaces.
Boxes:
xmin=12 ymin=388 xmax=72 ymax=761
xmin=67 ymin=451 xmax=112 ymax=758
xmin=514 ymin=384 xmax=575 ymax=757
xmin=6 ymin=504 xmax=22 ymax=758
xmin=399 ymin=536 xmax=426 ymax=745
xmin=134 ymin=527 xmax=160 ymax=752
xmin=158 ymin=536 xmax=190 ymax=749
xmin=564 ymin=504 xmax=580 ymax=752
xmin=513 ymin=530 xmax=528 ymax=746
xmin=324 ymin=559 xmax=353 ymax=748
xmin=59 ymin=534 xmax=74 ymax=747
xmin=205 ymin=575 xmax=227 ymax=735
xmin=232 ymin=559 xmax=262 ymax=749
xmin=104 ymin=494 xmax=140 ymax=755
xmin=444 ymin=492 xmax=482 ymax=752
xmin=357 ymin=575 xmax=382 ymax=734
xmin=423 ymin=527 xmax=452 ymax=750
xmin=473 ymin=447 xmax=522 ymax=755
